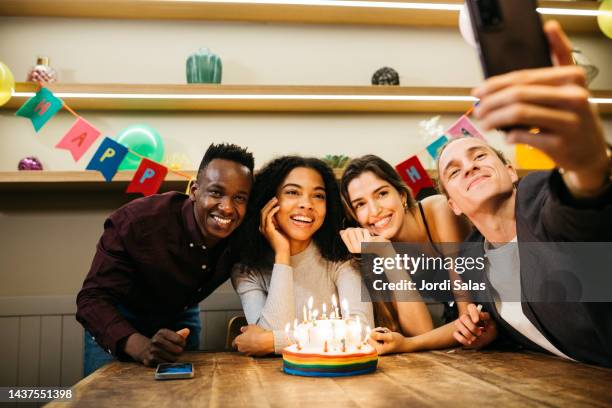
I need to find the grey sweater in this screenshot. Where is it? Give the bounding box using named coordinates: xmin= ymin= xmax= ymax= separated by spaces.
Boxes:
xmin=231 ymin=242 xmax=374 ymax=354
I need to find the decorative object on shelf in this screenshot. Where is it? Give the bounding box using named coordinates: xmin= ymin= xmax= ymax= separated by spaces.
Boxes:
xmin=371 ymin=67 xmax=399 ymax=86
xmin=572 ymin=49 xmax=599 ymax=85
xmin=0 ymin=61 xmax=15 ymax=106
xmin=458 ymin=3 xmax=477 ymax=48
xmin=598 ymin=0 xmax=612 ymax=39
xmin=515 ymin=144 xmax=555 ymax=170
xmin=446 ymin=115 xmax=485 ymax=140
xmin=395 ymin=155 xmax=434 ymax=197
xmin=426 ymin=135 xmax=449 ymax=160
xmin=126 ymin=158 xmax=169 ymax=197
xmin=18 ymin=156 xmax=44 ymax=170
xmin=322 ymin=154 xmax=350 ymax=169
xmin=115 ymin=124 xmax=165 ymax=170
xmin=26 ymin=56 xmax=57 ymax=83
xmin=86 ymin=137 xmax=129 ymax=181
xmin=164 ymin=152 xmax=193 ymax=171
xmin=12 ymin=84 xmax=501 ymax=198
xmin=15 ymin=87 xmax=63 ymax=132
xmin=13 ymin=85 xmax=192 ymax=196
xmin=186 ymin=48 xmax=222 ymax=84
xmin=418 ymin=116 xmax=445 ymax=168
xmin=55 ymin=117 xmax=101 ymax=162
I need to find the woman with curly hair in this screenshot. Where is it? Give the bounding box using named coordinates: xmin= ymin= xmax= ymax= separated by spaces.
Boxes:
xmin=231 ymin=156 xmax=374 ymax=356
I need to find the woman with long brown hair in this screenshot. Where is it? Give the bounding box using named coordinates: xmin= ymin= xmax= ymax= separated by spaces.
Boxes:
xmin=339 ymin=155 xmax=472 ymax=354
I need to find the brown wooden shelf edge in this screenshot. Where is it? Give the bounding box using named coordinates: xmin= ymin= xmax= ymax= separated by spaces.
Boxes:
xmin=4 ymin=83 xmax=611 ymax=114
xmin=0 ymin=169 xmax=540 ymax=192
xmin=0 ymin=0 xmax=601 ymax=34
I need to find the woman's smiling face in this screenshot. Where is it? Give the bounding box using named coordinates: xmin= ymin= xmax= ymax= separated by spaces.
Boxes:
xmin=275 ymin=167 xmax=327 ymax=244
xmin=347 ymin=171 xmax=406 ymax=240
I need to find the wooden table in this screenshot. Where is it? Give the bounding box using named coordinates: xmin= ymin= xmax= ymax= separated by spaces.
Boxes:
xmin=48 ymin=350 xmax=612 ymax=407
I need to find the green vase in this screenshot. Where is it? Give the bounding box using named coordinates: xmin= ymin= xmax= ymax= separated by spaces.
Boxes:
xmin=186 ymin=48 xmax=222 ymax=84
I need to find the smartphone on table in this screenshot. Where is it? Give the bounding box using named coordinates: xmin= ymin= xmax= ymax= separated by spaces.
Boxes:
xmin=155 ymin=363 xmax=194 ymax=380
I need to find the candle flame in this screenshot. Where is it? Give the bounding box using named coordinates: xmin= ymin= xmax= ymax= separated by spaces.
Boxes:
xmin=308 ymin=296 xmax=314 ymax=309
xmin=332 ymin=294 xmax=338 ymax=307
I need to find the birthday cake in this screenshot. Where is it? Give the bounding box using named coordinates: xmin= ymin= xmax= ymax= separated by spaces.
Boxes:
xmin=281 ymin=297 xmax=378 ymax=377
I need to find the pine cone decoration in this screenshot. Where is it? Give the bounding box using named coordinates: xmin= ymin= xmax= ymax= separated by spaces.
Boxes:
xmin=372 ymin=67 xmax=400 ymax=85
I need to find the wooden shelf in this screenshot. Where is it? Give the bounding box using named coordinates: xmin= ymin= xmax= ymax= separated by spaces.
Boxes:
xmin=5 ymin=83 xmax=612 ymax=114
xmin=5 ymin=83 xmax=478 ymax=113
xmin=0 ymin=169 xmax=537 ymax=192
xmin=0 ymin=0 xmax=601 ymax=33
xmin=0 ymin=170 xmax=196 ymax=192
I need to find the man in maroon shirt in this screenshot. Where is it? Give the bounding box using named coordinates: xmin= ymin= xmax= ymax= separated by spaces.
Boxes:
xmin=77 ymin=143 xmax=254 ymax=373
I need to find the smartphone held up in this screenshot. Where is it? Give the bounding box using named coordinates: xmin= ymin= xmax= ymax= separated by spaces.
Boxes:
xmin=465 ymin=0 xmax=552 ymax=78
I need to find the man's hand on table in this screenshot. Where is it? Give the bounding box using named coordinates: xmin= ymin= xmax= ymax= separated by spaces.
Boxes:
xmin=123 ymin=329 xmax=186 ymax=367
xmin=233 ymin=324 xmax=274 ymax=356
xmin=453 ymin=304 xmax=497 ymax=350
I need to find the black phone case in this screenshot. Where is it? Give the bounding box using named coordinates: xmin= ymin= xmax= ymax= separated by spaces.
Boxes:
xmin=466 ymin=0 xmax=552 ymax=78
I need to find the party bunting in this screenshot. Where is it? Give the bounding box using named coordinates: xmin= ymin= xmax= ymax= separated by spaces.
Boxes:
xmin=447 ymin=115 xmax=485 ymax=140
xmin=395 ymin=155 xmax=434 ymax=197
xmin=55 ymin=117 xmax=101 ymax=161
xmin=426 ymin=135 xmax=449 ymax=160
xmin=15 ymin=87 xmax=63 ymax=132
xmin=126 ymin=158 xmax=168 ymax=197
xmin=14 ymin=84 xmax=480 ymax=199
xmin=86 ymin=137 xmax=129 ymax=182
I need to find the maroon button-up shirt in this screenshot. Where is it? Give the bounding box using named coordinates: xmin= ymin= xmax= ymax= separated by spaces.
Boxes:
xmin=76 ymin=192 xmax=237 ymax=355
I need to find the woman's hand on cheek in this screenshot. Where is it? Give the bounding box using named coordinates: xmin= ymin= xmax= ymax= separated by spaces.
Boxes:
xmin=340 ymin=228 xmax=389 ymax=254
xmin=260 ymin=197 xmax=291 ymax=264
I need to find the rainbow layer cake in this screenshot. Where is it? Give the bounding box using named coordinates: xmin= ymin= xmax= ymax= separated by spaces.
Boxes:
xmin=282 ymin=344 xmax=378 ymax=377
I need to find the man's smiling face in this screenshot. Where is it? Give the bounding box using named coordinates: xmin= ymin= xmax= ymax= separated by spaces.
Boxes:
xmin=438 ymin=138 xmax=518 ymax=216
xmin=190 ymin=158 xmax=252 ymax=247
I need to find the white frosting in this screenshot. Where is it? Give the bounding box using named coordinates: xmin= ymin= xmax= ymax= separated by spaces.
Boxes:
xmin=284 ymin=343 xmax=376 ymax=356
xmin=286 ymin=317 xmax=371 ymax=354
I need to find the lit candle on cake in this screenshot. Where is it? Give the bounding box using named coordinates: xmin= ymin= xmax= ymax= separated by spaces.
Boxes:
xmin=332 ymin=294 xmax=339 ymax=318
xmin=363 ymin=326 xmax=372 ymax=345
xmin=356 ymin=316 xmax=362 ymax=350
xmin=307 ymin=296 xmax=314 ymax=321
xmin=341 ymin=298 xmax=349 ymax=320
xmin=285 ymin=323 xmax=291 ymax=344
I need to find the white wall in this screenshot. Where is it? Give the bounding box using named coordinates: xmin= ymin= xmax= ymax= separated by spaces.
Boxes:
xmin=0 ymin=17 xmax=611 ymax=172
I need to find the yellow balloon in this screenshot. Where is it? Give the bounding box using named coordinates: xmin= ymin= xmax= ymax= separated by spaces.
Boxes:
xmin=515 ymin=144 xmax=555 ymax=170
xmin=599 ymin=0 xmax=612 ymax=39
xmin=0 ymin=62 xmax=15 ymax=107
